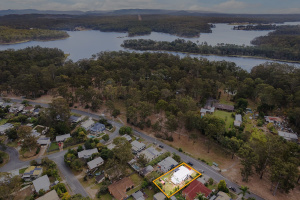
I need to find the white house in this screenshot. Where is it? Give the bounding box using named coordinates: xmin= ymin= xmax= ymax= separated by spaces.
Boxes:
xmin=78 ymin=148 xmax=98 ymax=159
xmin=122 ymin=134 xmax=132 ymax=142
xmin=81 ymin=118 xmax=95 ymax=130
xmin=56 ymin=134 xmax=71 ymax=142
xmin=131 ymin=140 xmax=146 ymax=153
xmin=200 ymin=107 xmax=215 ymax=116
xmin=234 ymin=114 xmax=242 ymax=127
xmin=33 ymin=175 xmax=50 ymax=193
xmin=87 ymin=157 xmax=104 ymax=170
xmin=37 ymin=137 xmax=51 ymax=146
xmin=171 ymin=166 xmax=191 ymax=184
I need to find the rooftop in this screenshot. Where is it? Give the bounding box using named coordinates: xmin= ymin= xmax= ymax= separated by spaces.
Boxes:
xmin=78 ymin=148 xmax=98 ymax=158
xmin=56 ymin=133 xmax=71 ymax=142
xmin=158 ymin=156 xmax=178 ymax=172
xmin=108 ymin=177 xmax=134 ymax=200
xmin=132 ymin=190 xmax=145 ymax=200
xmin=182 ymin=180 xmax=212 ymax=199
xmin=139 ymin=147 xmax=162 ymax=161
xmin=90 ymin=122 xmax=105 ymax=132
xmin=36 ymin=190 xmax=60 ymax=200
xmin=33 ymin=175 xmax=50 ymax=192
xmin=278 ymin=131 xmax=298 ymax=141
xmin=214 ymin=103 xmax=234 ymax=111
xmin=87 ymin=157 xmax=104 ymax=169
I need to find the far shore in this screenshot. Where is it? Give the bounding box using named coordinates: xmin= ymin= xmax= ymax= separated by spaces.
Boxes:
xmin=0 ymin=36 xmax=70 ymax=45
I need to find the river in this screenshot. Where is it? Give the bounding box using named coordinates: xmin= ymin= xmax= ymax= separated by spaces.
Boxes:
xmin=0 ymin=22 xmax=299 ymax=71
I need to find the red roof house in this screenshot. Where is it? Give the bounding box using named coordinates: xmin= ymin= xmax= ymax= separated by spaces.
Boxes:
xmin=182 ymin=180 xmax=212 ymax=200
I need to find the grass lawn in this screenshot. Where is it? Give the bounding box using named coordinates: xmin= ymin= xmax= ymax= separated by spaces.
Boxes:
xmin=19 ymin=167 xmax=27 ymax=174
xmin=49 ymin=142 xmax=59 ymax=151
xmin=127 ymin=173 xmax=143 ymax=196
xmin=0 ymin=119 xmax=8 ymax=125
xmin=98 ymin=193 xmax=113 ymax=200
xmin=0 ymin=151 xmax=9 ymax=168
xmin=144 ymin=188 xmax=155 ymax=200
xmin=213 ymin=110 xmax=234 ymax=130
xmin=207 ymin=184 xmax=218 ymax=190
xmin=7 ymin=141 xmax=18 ymax=148
xmin=146 ymin=171 xmax=161 ymax=181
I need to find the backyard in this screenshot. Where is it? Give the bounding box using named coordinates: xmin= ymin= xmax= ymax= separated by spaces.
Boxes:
xmin=213 ymin=110 xmax=234 ymax=130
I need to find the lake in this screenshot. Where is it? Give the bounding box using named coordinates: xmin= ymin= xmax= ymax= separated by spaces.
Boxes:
xmin=0 ymin=22 xmax=299 ymax=71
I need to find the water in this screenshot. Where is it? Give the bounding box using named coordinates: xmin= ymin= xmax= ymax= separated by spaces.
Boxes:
xmin=0 ymin=22 xmax=299 ymax=71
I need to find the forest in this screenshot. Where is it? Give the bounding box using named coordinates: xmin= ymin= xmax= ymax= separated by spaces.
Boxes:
xmin=0 ymin=14 xmax=300 ymax=37
xmin=0 ymin=26 xmax=69 ymax=44
xmin=122 ymin=25 xmax=300 ymax=62
xmin=0 ymin=47 xmax=299 ymax=194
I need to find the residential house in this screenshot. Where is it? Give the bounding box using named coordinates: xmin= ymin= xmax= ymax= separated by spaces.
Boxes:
xmin=33 ymin=175 xmax=51 ymax=193
xmin=37 ymin=137 xmax=51 ymax=146
xmin=78 ymin=148 xmax=98 ymax=159
xmin=264 ymin=116 xmax=282 ymax=124
xmin=0 ymin=102 xmax=13 ymax=108
xmin=213 ymin=103 xmax=234 ymax=112
xmin=131 ymin=140 xmax=146 ymax=153
xmin=182 ymin=180 xmax=212 ymax=199
xmin=22 ymin=106 xmax=34 ymax=114
xmin=122 ymin=134 xmax=132 ymax=142
xmin=139 ymin=147 xmax=163 ymax=161
xmin=33 ymin=108 xmax=41 ymax=116
xmin=56 ymin=134 xmax=71 ymax=142
xmin=157 ymin=157 xmax=178 ymax=173
xmin=90 ymin=122 xmax=106 ymax=134
xmin=81 ymin=118 xmax=95 ymax=131
xmin=9 ymin=104 xmax=24 ymax=113
xmin=153 ymin=192 xmax=166 ymax=200
xmin=278 ymin=131 xmax=298 ymax=142
xmin=197 ymin=174 xmax=210 ymax=184
xmin=140 ymin=165 xmax=154 ymax=177
xmin=107 ymin=143 xmax=116 ymax=150
xmin=22 ymin=166 xmax=43 ymax=181
xmin=95 ymin=174 xmax=105 ymax=184
xmin=31 ymin=129 xmax=41 ymax=138
xmin=132 ymin=190 xmax=145 ymax=200
xmin=171 ymin=165 xmax=191 ymax=184
xmin=69 ymin=115 xmax=83 ymax=123
xmin=87 ymin=157 xmax=104 ymax=170
xmin=234 ymin=114 xmax=242 ymax=127
xmin=0 ymin=123 xmax=14 ymax=134
xmin=215 ymin=191 xmax=231 ymax=200
xmin=200 ymin=107 xmax=215 ymax=116
xmin=108 ymin=177 xmax=134 ymax=200
xmin=36 ymin=190 xmax=60 ymax=200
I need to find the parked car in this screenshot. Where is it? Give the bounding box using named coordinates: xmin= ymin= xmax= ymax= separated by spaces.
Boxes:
xmin=159 ymin=145 xmax=164 ymax=148
xmin=229 ymin=186 xmax=236 ymax=192
xmin=187 ymin=162 xmax=194 ymax=166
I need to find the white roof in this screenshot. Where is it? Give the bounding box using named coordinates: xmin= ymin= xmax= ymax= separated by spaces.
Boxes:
xmin=56 ymin=134 xmax=71 ymax=142
xmin=140 ymin=147 xmax=162 ymax=161
xmin=122 ymin=134 xmax=132 ymax=141
xmin=131 ymin=140 xmax=146 ymax=152
xmin=171 ymin=166 xmax=191 ymax=184
xmin=81 ymin=118 xmax=95 ymax=130
xmin=33 ymin=175 xmax=50 ymax=192
xmin=235 ymin=114 xmax=242 ymax=122
xmin=37 ymin=137 xmax=50 ymax=145
xmin=0 ymin=123 xmax=14 ymax=133
xmin=78 ymin=148 xmax=98 ymax=158
xmin=107 ymin=143 xmax=116 ymax=150
xmin=87 ymin=157 xmax=104 ymax=169
xmin=278 ymin=131 xmax=298 ymax=141
xmin=36 ymin=190 xmax=60 ymax=200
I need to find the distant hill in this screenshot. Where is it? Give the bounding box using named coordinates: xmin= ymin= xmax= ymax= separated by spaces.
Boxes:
xmin=0 ymin=9 xmax=218 ymax=16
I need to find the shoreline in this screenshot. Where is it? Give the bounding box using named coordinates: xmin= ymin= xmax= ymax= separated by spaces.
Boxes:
xmin=124 ymin=47 xmax=300 ymax=64
xmin=0 ymin=36 xmax=70 ymax=45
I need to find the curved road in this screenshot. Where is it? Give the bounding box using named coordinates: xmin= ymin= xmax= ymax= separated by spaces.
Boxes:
xmin=0 ymin=98 xmax=264 ymax=200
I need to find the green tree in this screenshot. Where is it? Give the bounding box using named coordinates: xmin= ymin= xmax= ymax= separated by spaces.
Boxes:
xmin=119 ymin=126 xmax=133 ymax=135
xmin=196 ymin=193 xmax=207 ymax=200
xmin=102 ymin=134 xmax=109 ymax=141
xmin=238 ymin=144 xmax=258 ymax=182
xmin=238 ymin=186 xmax=250 ymax=200
xmin=137 ymin=154 xmax=149 ymax=167
xmin=226 ymin=137 xmax=243 ymax=159
xmin=217 ymin=180 xmax=229 ymax=193
xmin=113 ymin=137 xmax=134 ymax=165
xmin=0 ymin=174 xmax=22 ymax=200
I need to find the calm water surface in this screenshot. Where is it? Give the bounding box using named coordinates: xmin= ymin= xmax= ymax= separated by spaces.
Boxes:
xmin=0 ymin=22 xmax=299 ymax=71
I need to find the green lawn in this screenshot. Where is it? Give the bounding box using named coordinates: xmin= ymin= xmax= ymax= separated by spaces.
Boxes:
xmin=144 ymin=188 xmax=155 ymax=200
xmin=48 ymin=142 xmax=59 ymax=151
xmin=0 ymin=119 xmax=8 ymax=125
xmin=213 ymin=110 xmax=234 ymax=129
xmin=130 ymin=173 xmax=143 ymax=185
xmin=98 ymin=193 xmax=113 ymax=200
xmin=19 ymin=167 xmax=27 ymax=174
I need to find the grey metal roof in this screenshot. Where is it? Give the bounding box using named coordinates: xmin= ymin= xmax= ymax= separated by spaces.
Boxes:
xmin=90 ymin=122 xmax=105 ymax=132
xmin=87 ymin=157 xmax=104 ymax=169
xmin=132 ymin=191 xmax=145 ymax=200
xmin=56 ymin=134 xmax=71 ymax=142
xmin=278 ymin=131 xmax=298 ymax=140
xmin=78 ymin=148 xmax=98 ymax=158
xmin=33 ymin=175 xmax=50 ymax=192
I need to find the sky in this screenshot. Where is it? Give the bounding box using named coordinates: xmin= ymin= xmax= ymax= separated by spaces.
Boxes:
xmin=0 ymin=0 xmax=300 ymax=14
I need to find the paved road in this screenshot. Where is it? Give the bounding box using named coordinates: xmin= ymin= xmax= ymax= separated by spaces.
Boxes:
xmin=0 ymin=98 xmax=263 ymax=200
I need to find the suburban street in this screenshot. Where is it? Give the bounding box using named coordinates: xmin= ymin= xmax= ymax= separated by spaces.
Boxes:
xmin=0 ymin=98 xmax=264 ymax=200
